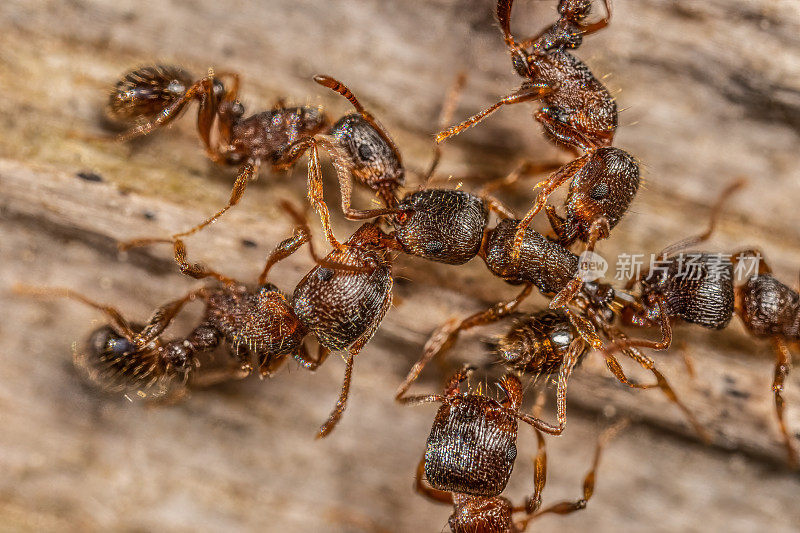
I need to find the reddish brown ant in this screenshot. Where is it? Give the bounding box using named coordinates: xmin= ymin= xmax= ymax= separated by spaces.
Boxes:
xmin=734 ymin=258 xmax=800 ymax=467
xmin=436 ymin=0 xmax=616 ymax=153
xmin=409 ymin=368 xmax=623 ymax=532
xmin=173 ymin=201 xmax=401 ymax=437
xmin=111 ymin=66 xmax=403 ymax=254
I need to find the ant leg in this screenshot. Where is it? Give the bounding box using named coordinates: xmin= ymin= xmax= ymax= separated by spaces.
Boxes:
xmin=258 ymin=228 xmax=312 ymax=284
xmin=552 ymin=216 xmax=609 ymax=310
xmin=174 ymin=162 xmax=259 ymax=239
xmin=603 ymin=351 xmax=657 ymax=390
xmin=477 ymin=160 xmax=565 ymax=197
xmin=414 ymin=456 xmax=453 ymax=504
xmin=394 ymin=284 xmax=533 ymax=400
xmin=576 ymin=0 xmax=612 ymax=36
xmin=423 ymin=72 xmax=467 ymax=183
xmin=564 ymin=308 xmax=603 ymax=351
xmin=771 ymin=338 xmax=799 ymax=468
xmin=292 ymin=344 xmax=331 ymax=372
xmin=399 ymin=366 xmax=472 ymax=406
xmin=172 ymin=239 xmax=240 ymax=284
xmin=134 ymin=287 xmax=208 ymax=346
xmin=436 ymin=81 xmax=554 ymax=144
xmin=658 ymin=179 xmax=745 ymax=258
xmin=482 ymin=194 xmax=517 ymax=220
xmin=306 ymin=139 xmax=342 ymax=249
xmin=116 ymin=77 xmax=215 ymax=143
xmin=14 ymin=285 xmax=135 ymax=338
xmin=316 ymin=351 xmax=355 ymax=439
xmin=514 ymin=419 xmax=626 ymax=530
xmin=119 ymin=162 xmax=260 ymax=251
xmin=190 ymin=365 xmax=251 ymax=388
xmin=258 ymin=352 xmax=289 ymax=378
xmin=620 ymin=343 xmax=711 ymax=443
xmin=512 ymin=157 xmax=587 ymax=256
xmin=514 ymin=339 xmax=585 ymax=435
xmin=544 ymin=204 xmax=566 ymax=241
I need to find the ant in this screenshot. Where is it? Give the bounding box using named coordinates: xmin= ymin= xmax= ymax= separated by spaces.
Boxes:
xmin=171 ymin=200 xmax=401 ymax=437
xmin=436 ymin=0 xmax=615 ymax=153
xmin=622 ymin=180 xmax=799 ymax=465
xmin=734 ymin=255 xmax=800 ymax=467
xmin=14 ymin=212 xmax=321 ymax=400
xmin=110 ymin=65 xmax=403 ymax=254
xmin=408 ymin=368 xmax=622 ymax=532
xmin=392 ymin=202 xmax=710 ymax=438
xmin=19 ymin=201 xmax=399 ymax=437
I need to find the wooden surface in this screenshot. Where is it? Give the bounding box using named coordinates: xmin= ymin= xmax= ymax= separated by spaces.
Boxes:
xmin=2 ymin=0 xmax=800 ymax=531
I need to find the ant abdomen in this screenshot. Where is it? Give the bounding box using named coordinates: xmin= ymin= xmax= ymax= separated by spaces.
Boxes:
xmin=425 ymin=395 xmax=518 ymax=497
xmin=329 ymin=114 xmax=405 ymax=192
xmin=738 ymin=274 xmax=800 ymax=339
xmin=482 ymin=219 xmax=578 ymax=294
xmin=641 ymin=254 xmax=734 ymax=329
xmin=393 ymin=190 xmax=489 ymax=264
xmin=107 ymin=65 xmax=195 ymax=123
xmin=204 ymin=285 xmax=307 ymax=357
xmin=496 ymin=310 xmax=582 ymax=375
xmin=75 ymin=324 xmax=175 ymax=397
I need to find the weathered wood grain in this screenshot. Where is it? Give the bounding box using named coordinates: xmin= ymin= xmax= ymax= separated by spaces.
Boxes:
xmin=1 ymin=0 xmax=800 ymax=531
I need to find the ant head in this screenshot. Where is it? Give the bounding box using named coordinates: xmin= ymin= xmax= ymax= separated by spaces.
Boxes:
xmin=425 ymin=385 xmax=519 ymax=497
xmin=392 ymin=190 xmax=488 ymax=265
xmin=558 ymin=0 xmax=593 ymax=22
xmin=330 ymin=114 xmax=405 ymax=191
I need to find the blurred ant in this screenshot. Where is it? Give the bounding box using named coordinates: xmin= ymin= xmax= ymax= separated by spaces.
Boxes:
xmin=14 ymin=205 xmax=322 ymax=400
xmin=734 ymin=255 xmax=800 ymax=467
xmin=110 ymin=65 xmax=403 ymax=253
xmin=436 ymin=0 xmax=616 ymax=153
xmin=20 ymin=201 xmax=399 ymax=437
xmin=408 ymin=368 xmax=623 ymax=532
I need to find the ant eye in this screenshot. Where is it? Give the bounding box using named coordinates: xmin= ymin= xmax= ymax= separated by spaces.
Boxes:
xmin=317 ymin=267 xmax=334 ymax=282
xmin=232 ymin=101 xmax=245 ymax=116
xmin=357 ymin=143 xmax=374 ymax=162
xmin=589 ymin=183 xmax=609 ymax=200
xmin=506 ymin=443 xmax=517 ymax=463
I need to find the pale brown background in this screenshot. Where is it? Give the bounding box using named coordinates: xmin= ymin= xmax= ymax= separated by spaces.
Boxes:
xmin=1 ymin=1 xmax=800 ymax=531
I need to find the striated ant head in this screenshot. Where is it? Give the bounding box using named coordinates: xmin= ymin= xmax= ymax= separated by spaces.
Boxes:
xmin=423 ymin=370 xmax=522 ymax=497
xmin=392 ymin=190 xmax=489 ymax=265
xmin=329 ymin=113 xmax=405 ymax=191
xmin=316 ymin=74 xmax=405 ymax=194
